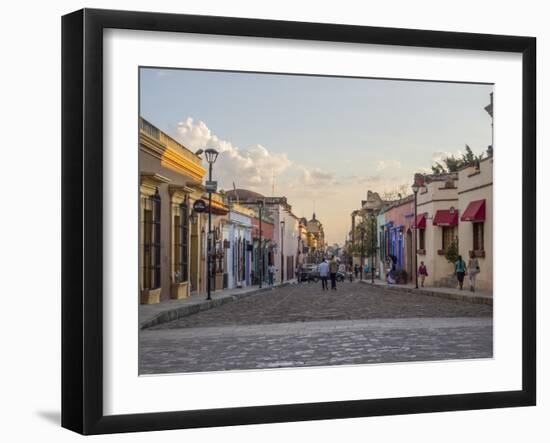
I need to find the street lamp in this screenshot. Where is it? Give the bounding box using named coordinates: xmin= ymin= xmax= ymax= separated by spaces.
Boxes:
xmin=370 ymin=211 xmax=376 ymax=284
xmin=360 ymin=225 xmax=365 ymax=281
xmin=280 ymin=220 xmax=285 ymax=283
xmin=205 ymin=148 xmax=219 ymax=301
xmin=411 ymin=182 xmax=420 ymax=289
xmin=257 ymin=199 xmax=264 ymax=288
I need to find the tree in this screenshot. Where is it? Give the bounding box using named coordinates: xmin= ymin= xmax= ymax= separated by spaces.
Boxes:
xmin=431 ymin=145 xmax=483 ymax=174
xmin=444 ymin=240 xmax=459 ymax=266
xmin=351 ymin=218 xmax=377 ymax=257
xmin=381 ymin=183 xmax=411 ymax=201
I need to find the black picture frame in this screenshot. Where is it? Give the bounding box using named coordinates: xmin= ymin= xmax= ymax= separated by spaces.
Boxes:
xmin=62 ymin=8 xmax=536 ymax=435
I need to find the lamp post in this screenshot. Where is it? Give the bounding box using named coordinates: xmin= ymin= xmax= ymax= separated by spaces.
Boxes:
xmin=411 ymin=182 xmax=420 ymax=289
xmin=371 ymin=212 xmax=376 ymax=284
xmin=280 ymin=220 xmax=285 ymax=283
xmin=257 ymin=199 xmax=264 ymax=288
xmin=360 ymin=225 xmax=365 ymax=281
xmin=204 ymin=148 xmax=219 ymax=300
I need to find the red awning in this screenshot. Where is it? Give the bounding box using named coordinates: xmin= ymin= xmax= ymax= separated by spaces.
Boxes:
xmin=461 ymin=199 xmax=486 ymax=222
xmin=413 ymin=213 xmax=426 ymax=229
xmin=433 ymin=209 xmax=458 ymax=226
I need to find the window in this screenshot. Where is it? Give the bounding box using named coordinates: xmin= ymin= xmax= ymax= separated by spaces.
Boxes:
xmin=473 ymin=222 xmax=484 ymax=251
xmin=142 ymin=189 xmax=161 ymax=289
xmin=174 ymin=200 xmax=189 ymax=283
xmin=442 ymin=226 xmax=456 ymax=250
xmin=418 ymin=228 xmax=425 ymax=250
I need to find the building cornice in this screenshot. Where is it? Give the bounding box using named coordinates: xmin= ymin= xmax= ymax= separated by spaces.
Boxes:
xmin=140 ymin=131 xmax=207 ymax=182
xmin=458 ymin=182 xmax=493 ymax=195
xmin=417 ymin=198 xmax=459 ymax=207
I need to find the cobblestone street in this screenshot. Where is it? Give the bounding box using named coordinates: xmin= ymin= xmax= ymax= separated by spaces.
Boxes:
xmin=140 ymin=281 xmax=493 ymax=374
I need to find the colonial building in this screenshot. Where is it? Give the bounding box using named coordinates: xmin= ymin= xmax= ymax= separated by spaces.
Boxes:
xmin=297 ymin=217 xmax=309 ymax=266
xmin=139 ymin=117 xmax=206 ymax=304
xmin=306 ymin=213 xmax=325 ymax=263
xmin=251 ymin=208 xmax=274 ymax=285
xmin=457 ymin=155 xmax=493 ymax=291
xmin=413 ymin=172 xmax=460 ymax=287
xmin=226 ymin=189 xmax=300 ymax=284
xmin=203 ymin=193 xmax=230 ymax=292
xmin=380 ymin=195 xmax=415 ymax=280
xmin=223 ymin=203 xmax=254 ymax=289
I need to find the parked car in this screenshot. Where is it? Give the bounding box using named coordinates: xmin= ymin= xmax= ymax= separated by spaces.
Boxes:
xmin=299 ymin=265 xmax=346 ymax=283
xmin=299 ymin=264 xmax=319 ymax=282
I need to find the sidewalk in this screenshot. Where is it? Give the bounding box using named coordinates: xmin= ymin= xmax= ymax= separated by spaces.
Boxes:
xmin=358 ymin=279 xmax=493 ymax=306
xmin=139 ymin=281 xmax=294 ymax=330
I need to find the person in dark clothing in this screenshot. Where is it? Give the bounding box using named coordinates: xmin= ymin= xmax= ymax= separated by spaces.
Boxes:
xmin=329 ymin=256 xmax=338 ymax=290
xmin=455 ymin=255 xmax=467 ymax=290
xmin=318 ymin=258 xmax=329 ymax=291
xmin=354 ymin=264 xmax=360 ymax=279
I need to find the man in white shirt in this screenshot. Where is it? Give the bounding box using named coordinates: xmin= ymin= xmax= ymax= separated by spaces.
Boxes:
xmin=318 ymin=258 xmax=330 ymax=291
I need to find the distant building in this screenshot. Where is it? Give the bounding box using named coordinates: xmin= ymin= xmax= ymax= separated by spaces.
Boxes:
xmin=306 ymin=213 xmax=326 ymax=262
xmin=226 ymin=189 xmax=300 ymax=283
xmin=223 ymin=203 xmax=254 ymax=289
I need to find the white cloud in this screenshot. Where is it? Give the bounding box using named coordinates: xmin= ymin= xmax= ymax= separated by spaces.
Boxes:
xmin=298 ymin=166 xmax=335 ymax=186
xmin=376 ymin=159 xmax=401 ymax=171
xmin=172 ymin=117 xmax=291 ymax=190
xmin=431 ymin=149 xmax=465 ymax=165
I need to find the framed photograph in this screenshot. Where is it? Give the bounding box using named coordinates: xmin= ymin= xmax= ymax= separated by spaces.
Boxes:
xmin=62 ymin=8 xmax=536 ymax=435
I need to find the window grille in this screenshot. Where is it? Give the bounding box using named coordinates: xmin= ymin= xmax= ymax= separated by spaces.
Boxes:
xmin=174 ymin=199 xmax=189 ymax=283
xmin=419 ymin=229 xmax=426 ymax=250
xmin=473 ymin=222 xmax=484 ymax=251
xmin=142 ymin=188 xmax=161 ymax=289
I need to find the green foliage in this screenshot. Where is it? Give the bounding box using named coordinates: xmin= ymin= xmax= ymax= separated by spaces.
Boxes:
xmin=444 ymin=240 xmax=459 ymax=265
xmin=352 ymin=218 xmax=378 ymax=257
xmin=431 ymin=145 xmax=483 ymax=174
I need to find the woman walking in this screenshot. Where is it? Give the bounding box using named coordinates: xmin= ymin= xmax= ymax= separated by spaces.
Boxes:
xmin=418 ymin=261 xmax=428 ymax=287
xmin=468 ymin=256 xmax=480 ymax=292
xmin=454 ymin=255 xmax=467 ymax=290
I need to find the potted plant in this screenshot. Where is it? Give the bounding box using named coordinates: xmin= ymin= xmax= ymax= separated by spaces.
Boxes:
xmin=444 ymin=240 xmax=459 ymax=273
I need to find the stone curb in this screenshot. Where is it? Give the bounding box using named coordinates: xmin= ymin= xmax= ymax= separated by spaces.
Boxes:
xmin=140 ymin=283 xmax=292 ymax=330
xmin=359 ymin=281 xmax=493 ymax=306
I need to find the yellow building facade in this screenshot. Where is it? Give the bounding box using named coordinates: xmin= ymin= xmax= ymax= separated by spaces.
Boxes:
xmin=139 ymin=118 xmax=207 ymax=304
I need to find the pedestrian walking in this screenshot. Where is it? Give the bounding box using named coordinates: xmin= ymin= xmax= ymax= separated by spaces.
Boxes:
xmin=454 ymin=255 xmax=467 ymax=290
xmin=467 ymin=256 xmax=480 ymax=292
xmin=354 ymin=264 xmax=359 ymax=279
xmin=318 ymin=258 xmax=329 ymax=291
xmin=268 ymin=264 xmax=276 ymax=286
xmin=347 ymin=264 xmax=353 ymax=282
xmin=329 ymin=255 xmax=339 ymax=290
xmin=296 ymin=264 xmax=302 ymax=284
xmin=418 ymin=261 xmax=428 ymax=287
xmin=387 ymin=255 xmax=397 ymax=284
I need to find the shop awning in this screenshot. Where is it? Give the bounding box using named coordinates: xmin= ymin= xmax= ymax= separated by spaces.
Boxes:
xmin=461 ymin=199 xmax=486 ymax=222
xmin=412 ymin=213 xmax=426 ymax=229
xmin=433 ymin=209 xmax=458 ymax=226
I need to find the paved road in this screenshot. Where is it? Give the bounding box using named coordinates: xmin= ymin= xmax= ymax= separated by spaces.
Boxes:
xmin=140 ymin=281 xmax=493 ymax=374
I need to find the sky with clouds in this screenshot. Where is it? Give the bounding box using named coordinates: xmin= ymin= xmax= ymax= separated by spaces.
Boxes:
xmin=140 ymin=68 xmax=493 ymax=245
